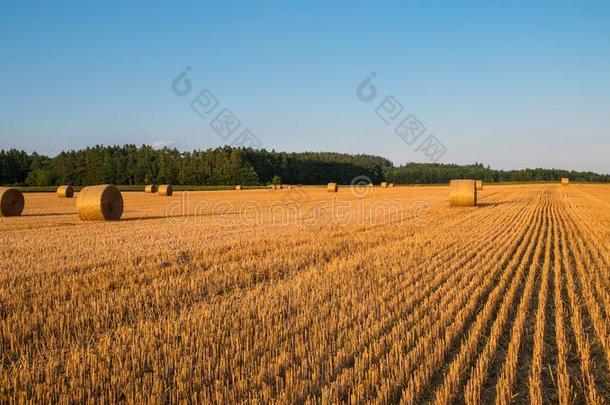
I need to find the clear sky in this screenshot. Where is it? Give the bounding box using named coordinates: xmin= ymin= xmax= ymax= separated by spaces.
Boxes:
xmin=1 ymin=1 xmax=609 ymax=173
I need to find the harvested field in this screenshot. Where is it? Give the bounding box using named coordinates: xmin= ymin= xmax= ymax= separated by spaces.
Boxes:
xmin=1 ymin=184 xmax=609 ymax=403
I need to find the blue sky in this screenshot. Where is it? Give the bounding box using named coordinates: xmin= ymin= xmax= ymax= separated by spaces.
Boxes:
xmin=1 ymin=1 xmax=609 ymax=172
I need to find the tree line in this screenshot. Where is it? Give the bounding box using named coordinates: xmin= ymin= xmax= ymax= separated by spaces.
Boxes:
xmin=384 ymin=162 xmax=610 ymax=184
xmin=0 ymin=146 xmax=389 ymax=186
xmin=0 ymin=146 xmax=608 ymax=186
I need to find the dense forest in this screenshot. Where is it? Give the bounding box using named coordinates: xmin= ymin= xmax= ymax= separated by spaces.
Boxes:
xmin=0 ymin=145 xmax=608 ymax=186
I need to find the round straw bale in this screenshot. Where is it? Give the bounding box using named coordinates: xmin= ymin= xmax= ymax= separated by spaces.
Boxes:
xmin=327 ymin=182 xmax=338 ymax=192
xmin=145 ymin=184 xmax=157 ymax=193
xmin=381 ymin=182 xmax=388 ymax=188
xmin=57 ymin=185 xmax=74 ymax=198
xmin=158 ymin=184 xmax=173 ymax=196
xmin=561 ymin=177 xmax=569 ymax=185
xmin=0 ymin=187 xmax=25 ymax=217
xmin=389 ymin=183 xmax=395 ymax=188
xmin=76 ymin=185 xmax=123 ymax=221
xmin=450 ymin=179 xmax=477 ymax=207
xmin=475 ymin=180 xmax=483 ymax=191
xmin=235 ymin=185 xmax=242 ymax=190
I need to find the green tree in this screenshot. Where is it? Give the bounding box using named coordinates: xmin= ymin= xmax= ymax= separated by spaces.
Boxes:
xmin=271 ymin=175 xmax=282 ymax=185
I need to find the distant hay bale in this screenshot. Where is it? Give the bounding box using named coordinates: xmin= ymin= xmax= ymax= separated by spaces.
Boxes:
xmin=287 ymin=185 xmax=292 ymax=189
xmin=0 ymin=187 xmax=25 ymax=217
xmin=561 ymin=177 xmax=569 ymax=185
xmin=475 ymin=180 xmax=483 ymax=190
xmin=389 ymin=183 xmax=395 ymax=188
xmin=449 ymin=179 xmax=477 ymax=207
xmin=381 ymin=182 xmax=388 ymax=188
xmin=327 ymin=182 xmax=338 ymax=192
xmin=235 ymin=185 xmax=242 ymax=190
xmin=145 ymin=184 xmax=157 ymax=193
xmin=158 ymin=184 xmax=173 ymax=196
xmin=57 ymin=185 xmax=74 ymax=198
xmin=76 ymin=185 xmax=123 ymax=221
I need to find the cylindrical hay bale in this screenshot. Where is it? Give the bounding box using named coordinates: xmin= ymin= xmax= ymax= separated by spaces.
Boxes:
xmin=235 ymin=185 xmax=242 ymax=191
xmin=76 ymin=185 xmax=123 ymax=221
xmin=327 ymin=182 xmax=338 ymax=192
xmin=561 ymin=177 xmax=569 ymax=185
xmin=0 ymin=187 xmax=25 ymax=217
xmin=381 ymin=182 xmax=388 ymax=188
xmin=389 ymin=183 xmax=395 ymax=188
xmin=450 ymin=179 xmax=477 ymax=207
xmin=158 ymin=184 xmax=173 ymax=196
xmin=57 ymin=185 xmax=74 ymax=198
xmin=475 ymin=180 xmax=483 ymax=191
xmin=145 ymin=184 xmax=157 ymax=193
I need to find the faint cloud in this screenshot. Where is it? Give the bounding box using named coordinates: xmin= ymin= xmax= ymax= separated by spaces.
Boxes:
xmin=151 ymin=139 xmax=175 ymax=150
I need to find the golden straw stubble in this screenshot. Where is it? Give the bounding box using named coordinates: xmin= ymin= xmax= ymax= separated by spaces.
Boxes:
xmin=2 ymin=184 xmax=610 ymax=402
xmin=145 ymin=184 xmax=157 ymax=193
xmin=449 ymin=179 xmax=477 ymax=207
xmin=76 ymin=185 xmax=123 ymax=221
xmin=57 ymin=185 xmax=74 ymax=198
xmin=0 ymin=187 xmax=25 ymax=217
xmin=158 ymin=184 xmax=173 ymax=196
xmin=327 ymin=182 xmax=338 ymax=192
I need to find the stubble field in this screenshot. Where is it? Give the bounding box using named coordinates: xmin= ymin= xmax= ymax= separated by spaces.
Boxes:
xmin=1 ymin=184 xmax=609 ymax=403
